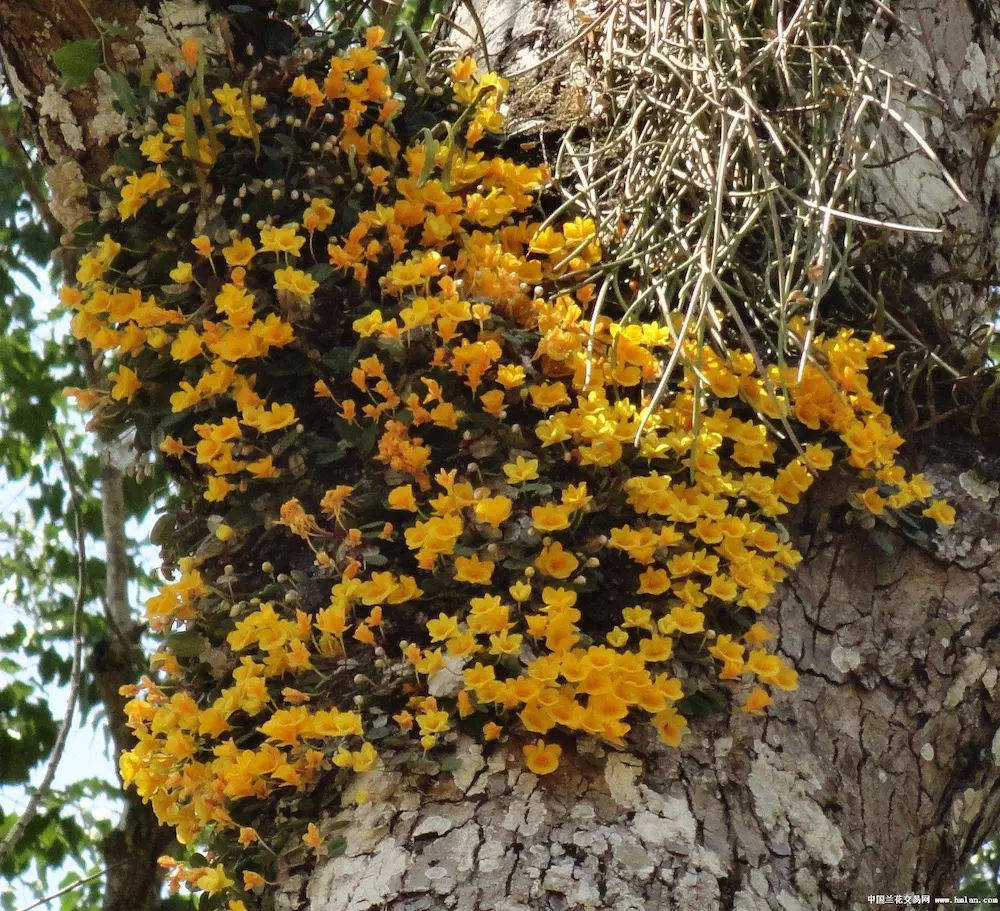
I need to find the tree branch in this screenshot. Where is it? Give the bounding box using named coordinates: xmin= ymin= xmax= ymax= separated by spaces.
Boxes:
xmin=0 ymin=426 xmax=86 ymax=861
xmin=16 ymin=864 xmax=120 ymax=911
xmin=99 ymin=461 xmax=134 ymax=643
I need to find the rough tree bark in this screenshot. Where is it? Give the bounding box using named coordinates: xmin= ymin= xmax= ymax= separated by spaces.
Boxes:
xmin=1 ymin=1 xmax=998 ymax=909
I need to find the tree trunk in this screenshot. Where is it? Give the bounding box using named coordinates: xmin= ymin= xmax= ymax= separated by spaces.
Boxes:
xmin=2 ymin=1 xmax=999 ymax=910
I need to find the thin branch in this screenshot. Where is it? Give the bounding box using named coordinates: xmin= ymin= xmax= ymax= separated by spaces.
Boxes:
xmin=798 ymin=199 xmax=944 ymax=235
xmin=16 ymin=865 xmax=119 ymax=911
xmin=0 ymin=427 xmax=87 ymax=862
xmin=99 ymin=462 xmax=134 ymax=643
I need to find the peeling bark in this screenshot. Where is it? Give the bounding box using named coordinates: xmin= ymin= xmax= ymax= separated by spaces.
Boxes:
xmin=0 ymin=0 xmax=219 ymax=230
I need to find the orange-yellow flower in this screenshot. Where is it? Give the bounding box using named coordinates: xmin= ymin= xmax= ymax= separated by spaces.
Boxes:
xmin=744 ymin=623 xmax=773 ymax=646
xmin=528 ymin=382 xmax=570 ymax=411
xmin=191 ymin=235 xmax=214 ymax=258
xmin=242 ymin=872 xmax=265 ymax=890
xmin=159 ymin=435 xmax=186 ymax=457
xmin=260 ymin=224 xmax=305 ymax=256
xmin=496 ymin=364 xmax=525 ymax=388
xmin=274 ymin=266 xmax=318 ymax=300
xmin=522 ymin=739 xmax=561 ymax=775
xmin=509 ymin=580 xmax=532 ymax=602
xmin=404 ymin=514 xmax=463 ymax=561
xmin=109 ymin=366 xmax=141 ymax=402
xmin=531 ymin=503 xmax=572 ymax=532
xmin=923 ymin=499 xmax=955 ymax=525
xmin=474 ymin=495 xmax=512 ymax=528
xmin=223 ymin=237 xmax=256 ymax=267
xmin=534 ymin=541 xmax=579 ymax=580
xmin=454 ymin=554 xmax=495 ymax=584
xmin=170 ymin=326 xmax=203 ymax=363
xmin=154 ymin=71 xmax=174 ymax=94
xmin=304 ymin=198 xmax=335 ymax=232
xmin=652 ymin=706 xmax=688 ymax=747
xmin=237 ymin=827 xmax=259 ymax=847
xmin=426 ymin=613 xmax=459 ymax=642
xmin=169 ymin=261 xmax=193 ymax=283
xmin=502 ymin=456 xmax=539 ymax=483
xmin=416 ymin=709 xmax=450 ymax=734
xmin=243 ymin=402 xmax=296 ymax=433
xmin=742 ymin=686 xmax=772 ymax=715
xmin=303 ymin=822 xmax=322 ymax=850
xmin=181 ymin=36 xmax=200 ymax=67
xmin=195 ymin=865 xmax=233 ymax=895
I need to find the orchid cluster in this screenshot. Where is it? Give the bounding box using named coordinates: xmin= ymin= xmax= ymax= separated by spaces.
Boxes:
xmin=61 ymin=24 xmax=953 ymax=905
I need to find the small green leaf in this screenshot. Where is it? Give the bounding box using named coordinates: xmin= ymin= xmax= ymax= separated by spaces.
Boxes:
xmin=107 ymin=70 xmax=136 ymax=115
xmin=52 ymin=39 xmax=101 ymax=88
xmin=149 ymin=513 xmax=176 ymax=546
xmin=93 ymin=17 xmax=131 ymax=38
xmin=327 ymin=836 xmax=347 ymax=857
xmin=417 ymin=128 xmax=438 ymax=185
xmin=675 ymin=690 xmax=722 ymax=719
xmin=183 ymin=86 xmax=200 ymax=161
xmin=165 ymin=630 xmax=208 ymax=658
xmin=871 ymin=526 xmax=895 ymax=556
xmin=309 ymin=263 xmax=334 ymax=282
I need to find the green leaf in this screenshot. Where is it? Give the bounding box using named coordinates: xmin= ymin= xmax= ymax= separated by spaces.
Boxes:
xmin=93 ymin=17 xmax=131 ymax=38
xmin=675 ymin=690 xmax=723 ymax=719
xmin=149 ymin=512 xmax=176 ymax=546
xmin=165 ymin=630 xmax=208 ymax=658
xmin=52 ymin=40 xmax=101 ymax=89
xmin=107 ymin=70 xmax=137 ymax=116
xmin=309 ymin=263 xmax=334 ymax=283
xmin=321 ymin=344 xmax=361 ymax=374
xmin=327 ymin=836 xmax=347 ymax=857
xmin=417 ymin=128 xmax=438 ymax=185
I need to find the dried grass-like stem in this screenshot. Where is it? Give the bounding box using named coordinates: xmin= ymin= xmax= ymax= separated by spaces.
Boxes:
xmin=549 ymin=0 xmax=965 ymax=419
